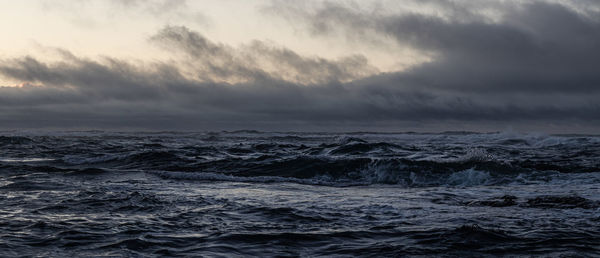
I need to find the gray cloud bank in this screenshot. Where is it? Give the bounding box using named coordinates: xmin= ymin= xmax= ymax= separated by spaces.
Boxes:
xmin=1 ymin=1 xmax=600 ymax=132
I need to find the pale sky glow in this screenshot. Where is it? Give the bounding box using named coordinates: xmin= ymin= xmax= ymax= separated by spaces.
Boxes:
xmin=1 ymin=0 xmax=599 ymax=132
xmin=0 ymin=0 xmax=428 ymax=86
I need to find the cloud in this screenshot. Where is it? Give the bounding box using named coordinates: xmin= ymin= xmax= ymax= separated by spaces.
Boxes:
xmin=39 ymin=0 xmax=210 ymax=28
xmin=149 ymin=26 xmax=378 ymax=84
xmin=267 ymin=1 xmax=600 ymax=93
xmin=1 ymin=1 xmax=600 ymax=132
xmin=110 ymin=0 xmax=208 ymax=23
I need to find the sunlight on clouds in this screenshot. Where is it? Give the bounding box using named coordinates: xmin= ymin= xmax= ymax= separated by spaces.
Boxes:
xmin=0 ymin=76 xmax=21 ymax=87
xmin=0 ymin=0 xmax=430 ymax=79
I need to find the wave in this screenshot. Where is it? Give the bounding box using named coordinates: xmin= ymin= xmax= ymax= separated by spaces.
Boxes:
xmin=328 ymin=142 xmax=401 ymax=155
xmin=0 ymin=136 xmax=33 ymax=145
xmin=3 ymin=131 xmax=598 ymax=188
xmin=148 ymin=168 xmax=499 ymax=187
xmin=0 ymin=158 xmax=55 ymax=163
xmin=468 ymin=195 xmax=600 ymax=209
xmin=445 ymin=224 xmax=517 ymax=244
xmin=36 ymin=190 xmax=166 ymax=213
xmin=459 ymin=131 xmax=600 ymax=148
xmin=147 ymin=156 xmax=584 ymax=187
xmin=61 ymin=150 xmax=190 ymax=168
xmin=28 ymin=147 xmax=599 ymax=187
xmin=525 ymin=195 xmax=600 ymax=209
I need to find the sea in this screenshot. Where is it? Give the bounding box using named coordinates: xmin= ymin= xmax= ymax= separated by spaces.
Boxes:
xmin=0 ymin=131 xmax=599 ymax=257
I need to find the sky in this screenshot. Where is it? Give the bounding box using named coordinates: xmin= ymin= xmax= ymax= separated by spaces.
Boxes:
xmin=0 ymin=0 xmax=599 ymax=133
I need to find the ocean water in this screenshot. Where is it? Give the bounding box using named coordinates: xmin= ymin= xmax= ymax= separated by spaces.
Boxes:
xmin=0 ymin=131 xmax=599 ymax=257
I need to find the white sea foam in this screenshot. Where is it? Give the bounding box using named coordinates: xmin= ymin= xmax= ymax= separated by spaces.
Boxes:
xmin=445 ymin=168 xmax=492 ymax=187
xmin=0 ymin=158 xmax=55 ymax=163
xmin=355 ymin=161 xmax=407 ymax=185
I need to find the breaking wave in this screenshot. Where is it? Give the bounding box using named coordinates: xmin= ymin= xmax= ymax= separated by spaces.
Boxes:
xmin=1 ymin=131 xmax=598 ymax=187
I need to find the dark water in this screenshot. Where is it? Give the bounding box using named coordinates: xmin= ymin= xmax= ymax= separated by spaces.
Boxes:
xmin=1 ymin=131 xmax=599 ymax=257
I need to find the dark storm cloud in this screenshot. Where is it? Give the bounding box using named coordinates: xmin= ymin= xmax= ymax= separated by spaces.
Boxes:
xmin=0 ymin=39 xmax=379 ymax=130
xmin=265 ymin=0 xmax=600 ymax=129
xmin=269 ymin=1 xmax=600 ymax=93
xmin=1 ymin=1 xmax=600 ymax=132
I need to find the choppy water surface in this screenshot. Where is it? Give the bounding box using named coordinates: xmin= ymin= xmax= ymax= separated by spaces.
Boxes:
xmin=1 ymin=131 xmax=599 ymax=257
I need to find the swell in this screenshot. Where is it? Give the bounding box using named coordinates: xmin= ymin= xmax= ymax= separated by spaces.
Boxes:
xmin=2 ymin=132 xmax=598 ymax=187
xmin=36 ymin=190 xmax=168 ymax=213
xmin=4 ymin=150 xmax=598 ymax=187
xmin=38 ymin=225 xmax=595 ymax=257
xmin=149 ymin=156 xmax=600 ymax=187
xmin=0 ymin=136 xmax=33 ymax=145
